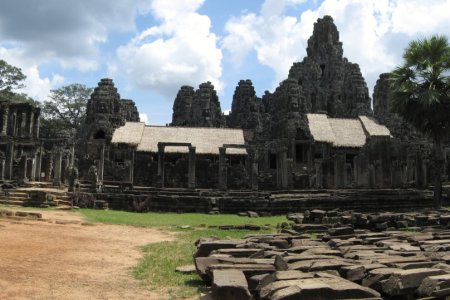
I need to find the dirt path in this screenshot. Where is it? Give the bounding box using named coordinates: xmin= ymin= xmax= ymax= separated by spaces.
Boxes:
xmin=0 ymin=209 xmax=175 ymax=300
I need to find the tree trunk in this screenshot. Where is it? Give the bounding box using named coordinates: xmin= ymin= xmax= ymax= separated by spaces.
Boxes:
xmin=433 ymin=138 xmax=444 ymax=208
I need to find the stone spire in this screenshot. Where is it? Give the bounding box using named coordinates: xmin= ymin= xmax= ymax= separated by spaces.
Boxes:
xmin=171 ymin=82 xmax=225 ymax=128
xmin=191 ymin=82 xmax=225 ymax=128
xmin=171 ymin=85 xmax=195 ymax=126
xmin=81 ymin=78 xmax=139 ymax=141
xmin=227 ymin=79 xmax=263 ymax=131
xmin=287 ymin=16 xmax=371 ymax=118
xmin=306 ymin=15 xmax=343 ymax=60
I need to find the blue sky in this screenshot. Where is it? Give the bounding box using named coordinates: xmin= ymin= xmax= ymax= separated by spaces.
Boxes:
xmin=1 ymin=0 xmax=449 ymax=124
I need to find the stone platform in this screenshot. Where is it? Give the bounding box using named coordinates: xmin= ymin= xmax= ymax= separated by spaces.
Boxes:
xmin=94 ymin=188 xmax=435 ymax=213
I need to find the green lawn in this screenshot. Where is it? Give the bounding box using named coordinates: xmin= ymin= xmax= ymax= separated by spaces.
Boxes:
xmin=80 ymin=209 xmax=286 ymax=228
xmin=80 ymin=209 xmax=286 ymax=299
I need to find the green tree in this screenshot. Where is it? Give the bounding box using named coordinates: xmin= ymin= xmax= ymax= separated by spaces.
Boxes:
xmin=390 ymin=35 xmax=450 ymax=208
xmin=0 ymin=59 xmax=26 ymax=92
xmin=41 ymin=83 xmax=93 ymax=138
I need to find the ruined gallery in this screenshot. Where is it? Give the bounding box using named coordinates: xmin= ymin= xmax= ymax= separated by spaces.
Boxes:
xmin=2 ymin=12 xmax=450 ymax=300
xmin=0 ymin=16 xmax=446 ymax=212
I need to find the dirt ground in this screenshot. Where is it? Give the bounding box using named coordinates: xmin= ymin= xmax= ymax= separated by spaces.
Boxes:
xmin=0 ymin=209 xmax=175 ymax=300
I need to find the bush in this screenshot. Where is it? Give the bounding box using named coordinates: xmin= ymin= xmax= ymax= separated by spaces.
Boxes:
xmin=68 ymin=192 xmax=96 ymax=208
xmin=132 ymin=196 xmax=149 ymax=212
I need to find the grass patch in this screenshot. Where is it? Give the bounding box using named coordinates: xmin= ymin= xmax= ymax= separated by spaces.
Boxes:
xmin=133 ymin=228 xmax=275 ymax=299
xmin=80 ymin=209 xmax=286 ymax=229
xmin=79 ymin=209 xmax=285 ymax=298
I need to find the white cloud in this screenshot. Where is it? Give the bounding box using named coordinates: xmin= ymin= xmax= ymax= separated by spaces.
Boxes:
xmin=0 ymin=0 xmax=151 ymax=72
xmin=222 ymin=0 xmax=450 ymax=95
xmin=222 ymin=0 xmax=311 ymax=88
xmin=115 ymin=0 xmax=223 ymax=101
xmin=0 ymin=1 xmax=152 ymax=102
xmin=22 ymin=67 xmax=65 ymax=101
xmin=0 ymin=46 xmax=64 ymax=101
xmin=139 ymin=113 xmax=149 ymax=124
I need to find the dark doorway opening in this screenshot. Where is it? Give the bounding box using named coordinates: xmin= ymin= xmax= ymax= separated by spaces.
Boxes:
xmin=94 ymin=130 xmax=106 ymax=139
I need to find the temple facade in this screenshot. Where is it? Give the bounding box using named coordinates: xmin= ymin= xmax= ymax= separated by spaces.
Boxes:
xmin=0 ymin=100 xmax=42 ymax=181
xmin=0 ymin=16 xmax=439 ymax=192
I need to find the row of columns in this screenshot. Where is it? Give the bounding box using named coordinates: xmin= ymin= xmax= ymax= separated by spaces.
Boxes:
xmin=0 ymin=108 xmax=40 ymax=138
xmin=1 ymin=143 xmax=44 ymax=181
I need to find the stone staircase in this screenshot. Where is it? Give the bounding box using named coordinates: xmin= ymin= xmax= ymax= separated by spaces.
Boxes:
xmin=0 ymin=182 xmax=71 ymax=208
xmin=0 ymin=190 xmax=30 ymax=206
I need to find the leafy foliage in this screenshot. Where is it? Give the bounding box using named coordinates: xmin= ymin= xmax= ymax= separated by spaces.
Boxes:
xmin=41 ymin=84 xmax=93 ymax=138
xmin=390 ymin=35 xmax=450 ymax=140
xmin=0 ymin=90 xmax=38 ymax=106
xmin=68 ymin=192 xmax=96 ymax=208
xmin=0 ymin=59 xmax=26 ymax=92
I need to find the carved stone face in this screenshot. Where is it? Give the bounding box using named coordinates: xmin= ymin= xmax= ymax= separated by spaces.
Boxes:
xmin=97 ymin=101 xmax=108 ymax=113
xmin=289 ymin=94 xmax=299 ymax=111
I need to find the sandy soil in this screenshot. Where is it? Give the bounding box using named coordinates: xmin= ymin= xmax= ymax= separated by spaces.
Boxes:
xmin=0 ymin=209 xmax=175 ymax=300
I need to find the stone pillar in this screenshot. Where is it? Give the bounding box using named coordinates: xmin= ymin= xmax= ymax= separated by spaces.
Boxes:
xmin=1 ymin=106 xmax=8 ymax=135
xmin=35 ymin=148 xmax=42 ymax=181
xmin=0 ymin=158 xmax=5 ymax=180
xmin=129 ymin=150 xmax=135 ymax=185
xmin=157 ymin=143 xmax=165 ymax=188
xmin=33 ymin=114 xmax=40 ymax=138
xmin=46 ymin=153 xmax=53 ymax=181
xmin=277 ymin=149 xmax=288 ymax=189
xmin=62 ymin=150 xmax=70 ymax=183
xmin=5 ymin=142 xmax=14 ymax=180
xmin=30 ymin=156 xmax=36 ymax=181
xmin=28 ymin=111 xmax=34 ymax=137
xmin=334 ymin=153 xmax=346 ymax=188
xmin=218 ymin=147 xmax=227 ymax=190
xmin=307 ymin=145 xmax=313 ymax=169
xmin=407 ymin=156 xmax=415 ymax=183
xmin=69 ymin=144 xmax=75 ymax=168
xmin=353 ymin=156 xmax=359 ymax=184
xmin=53 ymin=151 xmax=62 ymax=186
xmin=249 ymin=151 xmax=258 ymax=190
xmin=22 ymin=155 xmax=28 ymax=181
xmin=11 ymin=112 xmax=17 ymax=137
xmin=314 ymin=159 xmax=323 ymax=188
xmin=188 ymin=146 xmax=196 ymax=189
xmin=98 ymin=144 xmax=105 ymax=184
xmin=21 ymin=112 xmax=26 ymax=137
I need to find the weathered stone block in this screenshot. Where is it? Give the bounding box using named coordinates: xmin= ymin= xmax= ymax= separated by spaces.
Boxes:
xmin=327 ymin=226 xmax=354 ymax=236
xmin=212 ymin=269 xmax=252 ymax=300
xmin=382 ymin=268 xmax=446 ymax=296
xmin=195 ymin=239 xmax=245 ymax=257
xmin=417 ymin=273 xmax=450 ymax=298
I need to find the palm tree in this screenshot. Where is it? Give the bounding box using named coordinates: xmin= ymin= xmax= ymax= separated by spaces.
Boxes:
xmin=390 ymin=35 xmax=450 ymax=208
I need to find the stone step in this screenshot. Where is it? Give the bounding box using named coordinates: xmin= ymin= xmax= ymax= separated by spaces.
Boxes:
xmin=0 ymin=199 xmax=26 ymax=206
xmin=55 ymin=200 xmax=72 ymax=206
xmin=6 ymin=191 xmax=29 ymax=197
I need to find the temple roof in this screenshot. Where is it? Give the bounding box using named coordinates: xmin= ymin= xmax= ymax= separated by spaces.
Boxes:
xmin=112 ymin=122 xmax=247 ymax=155
xmin=306 ymin=114 xmax=391 ymax=148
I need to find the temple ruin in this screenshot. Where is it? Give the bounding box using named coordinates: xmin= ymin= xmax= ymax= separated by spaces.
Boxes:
xmin=0 ymin=99 xmax=42 ymax=182
xmin=0 ymin=15 xmax=445 ymax=212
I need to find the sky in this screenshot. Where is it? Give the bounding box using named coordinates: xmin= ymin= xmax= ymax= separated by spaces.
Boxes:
xmin=1 ymin=0 xmax=449 ymax=125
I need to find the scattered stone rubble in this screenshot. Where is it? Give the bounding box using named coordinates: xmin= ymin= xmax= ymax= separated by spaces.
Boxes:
xmin=193 ymin=209 xmax=450 ymax=299
xmin=0 ymin=209 xmax=42 ymax=220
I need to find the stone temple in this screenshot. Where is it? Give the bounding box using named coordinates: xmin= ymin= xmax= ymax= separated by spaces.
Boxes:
xmin=0 ymin=16 xmax=445 ymax=212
